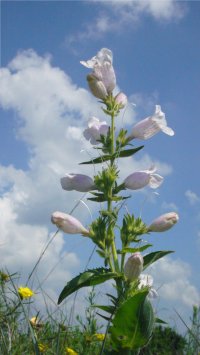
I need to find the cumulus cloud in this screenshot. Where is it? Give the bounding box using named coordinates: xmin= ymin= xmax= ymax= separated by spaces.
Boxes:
xmin=149 ymin=256 xmax=200 ymax=329
xmin=65 ymin=0 xmax=186 ymax=50
xmin=185 ymin=189 xmax=200 ymax=206
xmin=150 ymin=257 xmax=199 ymax=307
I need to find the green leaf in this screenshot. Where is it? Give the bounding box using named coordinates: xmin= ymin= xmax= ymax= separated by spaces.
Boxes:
xmin=87 ymin=195 xmax=108 ymax=202
xmin=79 ymin=146 xmax=144 ymax=165
xmin=80 ymin=155 xmax=112 ymax=165
xmin=119 ymin=245 xmax=152 ymax=254
xmin=155 ymin=317 xmax=168 ymax=325
xmin=110 ymin=290 xmax=154 ymax=349
xmin=96 ymin=249 xmax=105 ymax=258
xmin=143 ymin=251 xmax=174 ymax=270
xmin=96 ymin=312 xmax=111 ymax=322
xmin=115 ymin=146 xmax=144 ymax=158
xmin=58 ymin=268 xmax=118 ymax=304
xmin=93 ymin=304 xmax=115 ymax=314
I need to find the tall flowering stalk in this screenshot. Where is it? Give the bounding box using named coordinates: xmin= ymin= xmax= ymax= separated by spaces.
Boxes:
xmin=53 ymin=48 xmax=178 ymax=353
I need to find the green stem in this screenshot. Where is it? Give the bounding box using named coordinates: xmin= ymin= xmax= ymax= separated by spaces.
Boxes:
xmin=108 ymin=112 xmax=120 ymax=273
xmin=121 ymin=252 xmax=126 ymax=272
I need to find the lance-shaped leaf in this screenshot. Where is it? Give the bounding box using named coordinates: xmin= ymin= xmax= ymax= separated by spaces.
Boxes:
xmin=143 ymin=250 xmax=174 ymax=270
xmin=80 ymin=155 xmax=112 ymax=165
xmin=155 ymin=318 xmax=167 ymax=324
xmin=116 ymin=146 xmax=144 ymax=158
xmin=93 ymin=304 xmax=115 ymax=314
xmin=110 ymin=290 xmax=154 ymax=349
xmin=80 ymin=146 xmax=144 ymax=165
xmin=118 ymin=244 xmax=152 ymax=254
xmin=58 ymin=268 xmax=119 ymax=304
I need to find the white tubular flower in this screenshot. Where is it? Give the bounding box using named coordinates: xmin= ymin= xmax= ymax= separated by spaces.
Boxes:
xmin=124 ymin=166 xmax=163 ymax=190
xmin=83 ymin=117 xmax=109 ymax=145
xmin=80 ymin=48 xmax=116 ymax=99
xmin=128 ymin=105 xmax=174 ymax=141
xmin=148 ymin=212 xmax=179 ymax=232
xmin=139 ymin=274 xmax=158 ymax=298
xmin=124 ymin=252 xmax=144 ymax=282
xmin=51 ymin=211 xmax=89 ymax=236
xmin=61 ymin=173 xmax=95 ymax=192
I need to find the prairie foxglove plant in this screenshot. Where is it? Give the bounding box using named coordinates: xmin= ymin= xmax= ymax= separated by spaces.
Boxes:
xmin=53 ymin=48 xmax=178 ymax=353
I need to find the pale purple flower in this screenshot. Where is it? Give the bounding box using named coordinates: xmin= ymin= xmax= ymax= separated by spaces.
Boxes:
xmin=148 ymin=212 xmax=179 ymax=232
xmin=128 ymin=105 xmax=174 ymax=141
xmin=115 ymin=92 xmax=128 ymax=108
xmin=83 ymin=117 xmax=109 ymax=145
xmin=61 ymin=173 xmax=95 ymax=192
xmin=51 ymin=211 xmax=89 ymax=236
xmin=80 ymin=48 xmax=116 ymax=99
xmin=124 ymin=166 xmax=163 ymax=190
xmin=139 ymin=274 xmax=158 ymax=298
xmin=124 ymin=252 xmax=144 ymax=282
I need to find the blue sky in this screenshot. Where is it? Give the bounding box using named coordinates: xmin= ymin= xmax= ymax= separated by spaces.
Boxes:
xmin=0 ymin=0 xmax=200 ymax=331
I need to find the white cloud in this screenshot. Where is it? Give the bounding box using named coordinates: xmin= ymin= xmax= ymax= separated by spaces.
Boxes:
xmin=161 ymin=201 xmax=178 ymax=211
xmin=65 ymin=1 xmax=186 ymax=49
xmin=148 ymin=256 xmax=200 ymax=329
xmin=185 ymin=189 xmax=200 ymax=206
xmin=150 ymin=257 xmax=199 ymax=307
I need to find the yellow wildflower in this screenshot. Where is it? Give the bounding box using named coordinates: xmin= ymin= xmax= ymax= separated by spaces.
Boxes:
xmin=93 ymin=333 xmax=105 ymax=341
xmin=18 ymin=286 xmax=34 ymax=299
xmin=65 ymin=347 xmax=78 ymax=355
xmin=38 ymin=343 xmax=48 ymax=352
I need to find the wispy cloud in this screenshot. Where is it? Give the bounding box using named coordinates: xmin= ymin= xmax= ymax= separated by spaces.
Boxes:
xmin=161 ymin=201 xmax=178 ymax=211
xmin=185 ymin=189 xmax=200 ymax=206
xmin=65 ymin=0 xmax=187 ymax=51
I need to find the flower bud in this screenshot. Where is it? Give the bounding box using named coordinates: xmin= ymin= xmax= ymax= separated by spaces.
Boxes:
xmin=51 ymin=211 xmax=89 ymax=236
xmin=128 ymin=105 xmax=174 ymax=141
xmin=87 ymin=74 xmax=107 ymax=99
xmin=115 ymin=92 xmax=128 ymax=108
xmin=148 ymin=212 xmax=179 ymax=232
xmin=60 ymin=173 xmax=95 ymax=192
xmin=124 ymin=252 xmax=143 ymax=281
xmin=83 ymin=117 xmax=109 ymax=145
xmin=124 ymin=166 xmax=163 ymax=190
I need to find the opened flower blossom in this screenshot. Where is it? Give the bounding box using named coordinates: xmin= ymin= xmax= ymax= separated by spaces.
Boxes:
xmin=139 ymin=274 xmax=158 ymax=298
xmin=61 ymin=173 xmax=95 ymax=192
xmin=51 ymin=211 xmax=89 ymax=236
xmin=83 ymin=117 xmax=109 ymax=145
xmin=80 ymin=48 xmax=116 ymax=99
xmin=18 ymin=286 xmax=34 ymax=299
xmin=148 ymin=212 xmax=179 ymax=232
xmin=128 ymin=105 xmax=174 ymax=141
xmin=124 ymin=166 xmax=163 ymax=190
